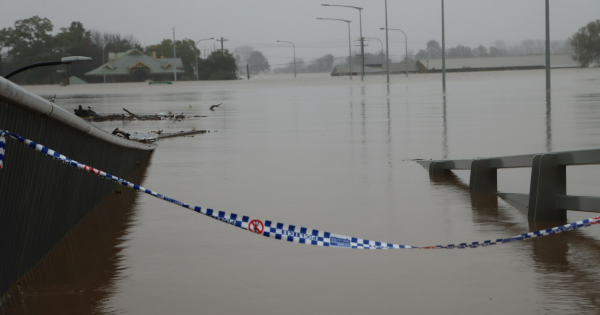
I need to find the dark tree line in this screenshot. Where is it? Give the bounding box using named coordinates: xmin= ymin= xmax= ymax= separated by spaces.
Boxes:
xmin=0 ymin=15 xmax=237 ymax=84
xmin=274 ymin=54 xmax=336 ymax=74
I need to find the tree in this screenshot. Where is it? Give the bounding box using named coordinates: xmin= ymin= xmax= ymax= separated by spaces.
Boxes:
xmin=488 ymin=46 xmax=501 ymax=57
xmin=0 ymin=16 xmax=57 ymax=84
xmin=474 ymin=45 xmax=488 ymax=57
xmin=197 ymin=50 xmax=237 ymax=80
xmin=426 ymin=40 xmax=442 ymax=58
xmin=247 ymin=50 xmax=270 ymax=74
xmin=274 ymin=58 xmax=305 ymax=74
xmin=570 ymin=19 xmax=600 ymax=67
xmin=415 ymin=49 xmax=428 ymax=60
xmin=447 ymin=45 xmax=473 ymax=58
xmin=148 ymin=38 xmax=198 ymax=80
xmin=91 ymin=30 xmax=141 ymax=53
xmin=52 ymin=21 xmax=97 ymax=80
xmin=233 ymin=45 xmax=253 ymax=74
xmin=307 ymin=54 xmax=334 ymax=73
xmin=492 ymin=40 xmax=508 ymax=56
xmin=521 ymin=39 xmax=545 ymax=55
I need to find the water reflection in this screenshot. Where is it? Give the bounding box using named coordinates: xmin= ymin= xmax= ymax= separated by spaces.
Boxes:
xmin=429 ymin=171 xmax=600 ymax=312
xmin=0 ymin=157 xmax=152 ymax=315
xmin=443 ymin=94 xmax=449 ymax=159
xmin=386 ymin=86 xmax=393 ymax=183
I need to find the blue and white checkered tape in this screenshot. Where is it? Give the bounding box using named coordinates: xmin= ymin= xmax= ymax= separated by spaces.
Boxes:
xmin=2 ymin=129 xmax=600 ymax=249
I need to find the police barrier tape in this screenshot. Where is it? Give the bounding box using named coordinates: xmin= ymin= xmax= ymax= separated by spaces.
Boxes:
xmin=2 ymin=129 xmax=600 ymax=249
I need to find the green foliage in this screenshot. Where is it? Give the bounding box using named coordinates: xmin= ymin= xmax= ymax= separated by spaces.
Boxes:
xmin=197 ymin=51 xmax=238 ymax=80
xmin=426 ymin=40 xmax=442 ymax=59
xmin=447 ymin=45 xmax=473 ymax=58
xmin=307 ymin=54 xmax=334 ymax=73
xmin=0 ymin=16 xmax=142 ymax=84
xmin=0 ymin=16 xmax=58 ymax=84
xmin=571 ymin=20 xmax=600 ymax=67
xmin=247 ymin=50 xmax=270 ymax=74
xmin=147 ymin=38 xmax=198 ymax=80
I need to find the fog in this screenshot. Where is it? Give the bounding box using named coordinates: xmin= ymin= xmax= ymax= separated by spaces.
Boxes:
xmin=2 ymin=0 xmax=599 ymax=67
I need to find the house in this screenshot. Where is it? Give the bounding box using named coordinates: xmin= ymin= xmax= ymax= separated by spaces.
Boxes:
xmin=416 ymin=55 xmax=577 ymax=73
xmin=85 ymin=49 xmax=184 ymax=82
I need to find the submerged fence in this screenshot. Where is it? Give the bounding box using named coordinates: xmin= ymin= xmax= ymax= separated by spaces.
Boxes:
xmin=0 ymin=77 xmax=156 ymax=298
xmin=418 ymin=149 xmax=600 ymax=220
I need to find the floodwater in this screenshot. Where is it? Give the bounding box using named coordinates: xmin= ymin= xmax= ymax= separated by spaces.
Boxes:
xmin=3 ymin=69 xmax=600 ymax=314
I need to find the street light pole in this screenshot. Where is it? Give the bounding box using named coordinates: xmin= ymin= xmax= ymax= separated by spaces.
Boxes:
xmin=384 ymin=0 xmax=390 ymax=83
xmin=545 ymin=0 xmax=550 ymax=90
xmin=276 ymin=40 xmax=296 ymax=78
xmin=380 ymin=28 xmax=408 ymax=77
xmin=195 ymin=38 xmax=214 ymax=81
xmin=442 ymin=0 xmax=446 ymax=92
xmin=173 ymin=27 xmax=177 ymax=82
xmin=364 ymin=37 xmax=384 ymax=76
xmin=317 ymin=18 xmax=352 ymax=80
xmin=322 ymin=4 xmax=364 ymax=81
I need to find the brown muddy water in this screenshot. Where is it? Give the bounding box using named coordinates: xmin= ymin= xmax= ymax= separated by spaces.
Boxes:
xmin=3 ymin=69 xmax=600 ymax=314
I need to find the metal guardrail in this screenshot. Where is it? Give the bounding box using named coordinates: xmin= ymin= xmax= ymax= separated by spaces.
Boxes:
xmin=417 ymin=148 xmax=600 ymax=221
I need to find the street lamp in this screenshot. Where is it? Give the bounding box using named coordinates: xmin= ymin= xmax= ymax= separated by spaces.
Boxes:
xmin=276 ymin=40 xmax=296 ymax=78
xmin=322 ymin=4 xmax=364 ymax=81
xmin=4 ymin=56 xmax=92 ymax=80
xmin=195 ymin=38 xmax=214 ymax=81
xmin=363 ymin=37 xmax=384 ymax=76
xmin=380 ymin=28 xmax=408 ymax=77
xmin=102 ymin=43 xmax=108 ymax=84
xmin=317 ymin=17 xmax=352 ymax=80
xmin=384 ymin=0 xmax=390 ymax=83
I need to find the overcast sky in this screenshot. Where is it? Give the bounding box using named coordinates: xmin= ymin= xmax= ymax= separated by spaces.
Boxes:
xmin=2 ymin=0 xmax=599 ymax=67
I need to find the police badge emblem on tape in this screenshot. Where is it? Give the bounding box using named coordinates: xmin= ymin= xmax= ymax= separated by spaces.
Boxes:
xmin=3 ymin=128 xmax=600 ymax=250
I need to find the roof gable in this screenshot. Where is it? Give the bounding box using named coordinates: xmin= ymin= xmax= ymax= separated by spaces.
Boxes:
xmin=128 ymin=61 xmax=152 ymax=70
xmin=125 ymin=49 xmax=145 ymax=56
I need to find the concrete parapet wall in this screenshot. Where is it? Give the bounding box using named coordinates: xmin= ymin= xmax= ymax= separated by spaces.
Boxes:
xmin=0 ymin=78 xmax=155 ymax=298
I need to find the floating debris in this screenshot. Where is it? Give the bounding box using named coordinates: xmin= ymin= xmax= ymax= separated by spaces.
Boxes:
xmin=74 ymin=105 xmax=100 ymax=117
xmin=111 ymin=128 xmax=213 ymax=143
xmin=158 ymin=129 xmax=210 ymax=139
xmin=79 ymin=107 xmax=207 ymax=122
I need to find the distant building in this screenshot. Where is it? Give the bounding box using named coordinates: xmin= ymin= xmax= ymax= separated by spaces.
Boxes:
xmin=85 ymin=49 xmax=184 ymax=82
xmin=331 ymin=61 xmax=419 ymax=76
xmin=416 ymin=55 xmax=577 ymax=73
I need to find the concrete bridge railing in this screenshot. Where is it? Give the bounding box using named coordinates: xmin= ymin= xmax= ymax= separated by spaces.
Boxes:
xmin=0 ymin=77 xmax=157 ymax=299
xmin=417 ymin=149 xmax=600 ymax=221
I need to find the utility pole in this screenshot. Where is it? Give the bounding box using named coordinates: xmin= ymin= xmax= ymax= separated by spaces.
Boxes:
xmin=545 ymin=0 xmax=550 ymax=90
xmin=217 ymin=37 xmax=228 ymax=53
xmin=441 ymin=0 xmax=446 ymax=92
xmin=173 ymin=27 xmax=177 ymax=82
xmin=385 ymin=0 xmax=389 ymax=84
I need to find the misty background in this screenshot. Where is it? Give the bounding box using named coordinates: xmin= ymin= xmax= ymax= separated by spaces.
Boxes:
xmin=1 ymin=0 xmax=598 ymax=76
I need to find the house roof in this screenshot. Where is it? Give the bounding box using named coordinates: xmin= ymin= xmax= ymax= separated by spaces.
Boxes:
xmin=418 ymin=54 xmax=577 ymax=71
xmin=85 ymin=49 xmax=184 ymax=76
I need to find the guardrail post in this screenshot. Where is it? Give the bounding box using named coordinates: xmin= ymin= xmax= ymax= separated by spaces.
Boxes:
xmin=469 ymin=159 xmax=497 ymax=193
xmin=528 ymin=154 xmax=567 ymax=220
xmin=428 ymin=161 xmax=448 ymax=174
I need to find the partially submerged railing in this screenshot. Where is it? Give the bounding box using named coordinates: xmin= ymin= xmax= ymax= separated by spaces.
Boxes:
xmin=0 ymin=77 xmax=156 ymax=299
xmin=418 ymin=148 xmax=600 ymax=221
